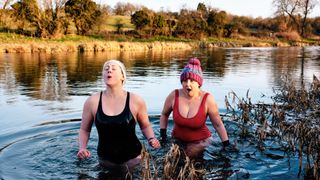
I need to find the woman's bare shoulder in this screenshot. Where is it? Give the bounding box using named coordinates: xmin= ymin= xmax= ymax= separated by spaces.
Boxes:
xmin=202 ymin=91 xmax=216 ymax=103
xmin=167 ymin=89 xmax=177 ymax=99
xmin=89 ymin=92 xmax=101 ymax=99
xmin=129 ymin=92 xmax=145 ymax=105
xmin=84 ymin=92 xmax=101 ymax=105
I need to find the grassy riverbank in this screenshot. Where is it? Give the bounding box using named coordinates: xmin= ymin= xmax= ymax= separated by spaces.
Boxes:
xmin=0 ymin=32 xmax=319 ymax=53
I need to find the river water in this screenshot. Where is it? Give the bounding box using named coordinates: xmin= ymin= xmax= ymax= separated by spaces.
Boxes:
xmin=0 ymin=47 xmax=319 ymax=179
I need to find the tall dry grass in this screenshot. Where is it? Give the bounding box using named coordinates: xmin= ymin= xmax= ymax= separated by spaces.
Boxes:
xmin=225 ymin=75 xmax=320 ymax=179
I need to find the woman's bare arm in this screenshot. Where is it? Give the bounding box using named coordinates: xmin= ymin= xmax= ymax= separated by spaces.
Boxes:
xmin=77 ymin=96 xmax=95 ymax=159
xmin=207 ymin=94 xmax=229 ymax=142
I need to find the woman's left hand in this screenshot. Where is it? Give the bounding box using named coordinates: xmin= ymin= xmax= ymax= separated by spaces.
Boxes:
xmin=148 ymin=138 xmax=161 ymax=149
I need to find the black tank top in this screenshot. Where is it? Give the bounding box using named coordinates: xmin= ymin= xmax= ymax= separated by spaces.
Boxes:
xmin=95 ymin=91 xmax=142 ymax=164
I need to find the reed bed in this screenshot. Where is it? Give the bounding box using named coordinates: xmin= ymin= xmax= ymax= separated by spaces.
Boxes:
xmin=225 ymin=75 xmax=320 ymax=179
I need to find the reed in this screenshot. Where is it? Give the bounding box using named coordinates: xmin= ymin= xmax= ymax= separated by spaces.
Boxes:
xmin=225 ymin=90 xmax=254 ymax=138
xmin=163 ymin=144 xmax=205 ymax=179
xmin=140 ymin=145 xmax=158 ymax=179
xmin=224 ymin=75 xmax=320 ymax=179
xmin=136 ymin=144 xmax=205 ymax=179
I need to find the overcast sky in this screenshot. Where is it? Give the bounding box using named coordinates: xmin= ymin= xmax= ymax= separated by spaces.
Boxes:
xmin=96 ymin=0 xmax=319 ymax=18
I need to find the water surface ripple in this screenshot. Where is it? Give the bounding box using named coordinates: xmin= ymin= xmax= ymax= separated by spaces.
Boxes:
xmin=1 ymin=47 xmax=319 ymax=179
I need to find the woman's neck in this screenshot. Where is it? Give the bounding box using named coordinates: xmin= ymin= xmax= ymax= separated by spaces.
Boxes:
xmin=105 ymin=86 xmax=125 ymax=98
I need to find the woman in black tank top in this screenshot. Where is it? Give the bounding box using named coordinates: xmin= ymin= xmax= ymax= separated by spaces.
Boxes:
xmin=77 ymin=60 xmax=160 ymax=169
xmin=95 ymin=91 xmax=142 ymax=164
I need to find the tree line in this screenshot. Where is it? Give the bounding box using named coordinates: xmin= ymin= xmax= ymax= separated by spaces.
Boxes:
xmin=0 ymin=0 xmax=319 ymax=40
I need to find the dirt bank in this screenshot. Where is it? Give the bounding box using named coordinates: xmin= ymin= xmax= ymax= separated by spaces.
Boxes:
xmin=0 ymin=41 xmax=198 ymax=53
xmin=0 ymin=40 xmax=314 ymax=53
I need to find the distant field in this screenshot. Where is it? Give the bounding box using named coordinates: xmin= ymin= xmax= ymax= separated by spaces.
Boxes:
xmin=0 ymin=15 xmax=135 ymax=42
xmin=103 ymin=15 xmax=134 ymax=31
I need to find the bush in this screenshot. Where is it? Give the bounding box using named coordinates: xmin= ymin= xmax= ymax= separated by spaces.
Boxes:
xmin=275 ymin=31 xmax=301 ymax=41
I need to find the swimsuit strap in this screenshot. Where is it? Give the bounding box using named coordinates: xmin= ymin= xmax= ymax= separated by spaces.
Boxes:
xmin=124 ymin=91 xmax=130 ymax=113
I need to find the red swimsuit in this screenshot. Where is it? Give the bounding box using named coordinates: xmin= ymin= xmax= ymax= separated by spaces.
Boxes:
xmin=172 ymin=89 xmax=211 ymax=142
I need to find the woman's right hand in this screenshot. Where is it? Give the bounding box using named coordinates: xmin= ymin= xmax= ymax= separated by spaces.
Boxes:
xmin=77 ymin=148 xmax=91 ymax=159
xmin=148 ymin=138 xmax=161 ymax=149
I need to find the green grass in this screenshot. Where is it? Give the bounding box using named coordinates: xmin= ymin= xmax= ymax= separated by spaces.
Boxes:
xmin=133 ymin=36 xmax=193 ymax=42
xmin=0 ymin=32 xmax=30 ymax=42
xmin=0 ymin=32 xmax=106 ymax=43
xmin=207 ymin=36 xmax=280 ymax=46
xmin=53 ymin=34 xmax=105 ymax=42
xmin=206 ymin=37 xmax=249 ymax=44
xmin=103 ymin=15 xmax=134 ymax=31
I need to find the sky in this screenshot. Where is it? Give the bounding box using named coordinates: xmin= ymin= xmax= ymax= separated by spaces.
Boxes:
xmin=97 ymin=0 xmax=319 ymax=18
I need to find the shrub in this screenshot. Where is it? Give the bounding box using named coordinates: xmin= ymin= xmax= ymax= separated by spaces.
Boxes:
xmin=275 ymin=31 xmax=301 ymax=41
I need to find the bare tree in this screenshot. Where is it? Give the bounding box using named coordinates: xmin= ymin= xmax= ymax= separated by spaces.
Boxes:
xmin=33 ymin=0 xmax=68 ymax=37
xmin=273 ymin=0 xmax=318 ymax=37
xmin=44 ymin=0 xmax=68 ymax=36
xmin=114 ymin=2 xmax=137 ymax=16
xmin=11 ymin=0 xmax=68 ymax=37
xmin=1 ymin=0 xmax=15 ymax=9
xmin=300 ymin=0 xmax=317 ymax=36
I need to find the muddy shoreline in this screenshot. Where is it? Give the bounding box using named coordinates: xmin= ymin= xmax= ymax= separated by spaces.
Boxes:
xmin=0 ymin=40 xmax=316 ymax=53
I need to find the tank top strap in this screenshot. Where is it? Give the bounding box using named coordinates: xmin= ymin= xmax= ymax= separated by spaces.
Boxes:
xmin=200 ymin=92 xmax=209 ymax=109
xmin=98 ymin=91 xmax=103 ymax=112
xmin=174 ymin=89 xmax=179 ymax=98
xmin=174 ymin=89 xmax=179 ymax=108
xmin=124 ymin=91 xmax=130 ymax=111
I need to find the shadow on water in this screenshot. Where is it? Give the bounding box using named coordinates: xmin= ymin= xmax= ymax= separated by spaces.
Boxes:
xmin=0 ymin=116 xmax=306 ymax=179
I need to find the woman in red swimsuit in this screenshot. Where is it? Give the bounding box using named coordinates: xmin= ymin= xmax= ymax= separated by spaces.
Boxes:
xmin=159 ymin=58 xmax=229 ymax=158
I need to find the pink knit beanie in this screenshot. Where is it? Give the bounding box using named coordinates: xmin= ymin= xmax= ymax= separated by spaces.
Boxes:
xmin=180 ymin=58 xmax=203 ymax=87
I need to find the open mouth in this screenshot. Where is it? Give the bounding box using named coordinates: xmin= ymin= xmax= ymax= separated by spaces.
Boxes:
xmin=186 ymin=87 xmax=192 ymax=92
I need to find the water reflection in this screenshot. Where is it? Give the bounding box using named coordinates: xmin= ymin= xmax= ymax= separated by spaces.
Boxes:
xmin=0 ymin=47 xmax=319 ymax=124
xmin=271 ymin=47 xmax=320 ymax=88
xmin=1 ymin=48 xmax=319 ymax=103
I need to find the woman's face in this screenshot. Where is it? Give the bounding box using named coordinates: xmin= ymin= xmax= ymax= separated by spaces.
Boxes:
xmin=103 ymin=63 xmax=125 ymax=86
xmin=182 ymin=79 xmax=200 ymax=96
